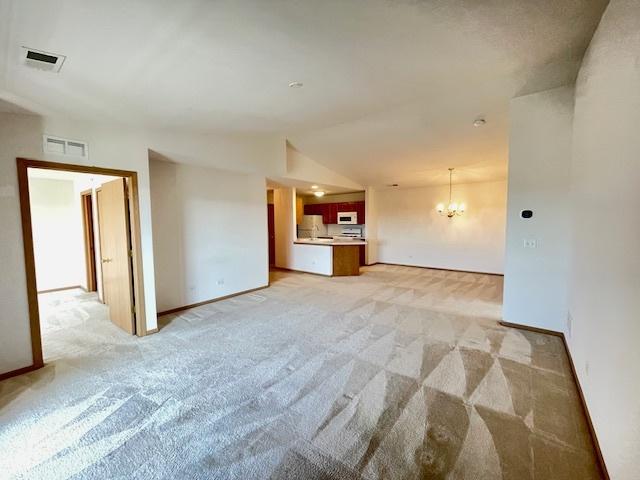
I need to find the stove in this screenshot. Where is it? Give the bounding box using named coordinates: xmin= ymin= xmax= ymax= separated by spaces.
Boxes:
xmin=339 ymin=227 xmax=364 ymax=239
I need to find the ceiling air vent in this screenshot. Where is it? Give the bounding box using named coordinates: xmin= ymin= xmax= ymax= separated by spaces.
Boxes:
xmin=22 ymin=47 xmax=66 ymax=72
xmin=43 ymin=135 xmax=88 ymax=158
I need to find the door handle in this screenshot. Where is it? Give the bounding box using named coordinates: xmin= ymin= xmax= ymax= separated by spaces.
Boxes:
xmin=102 ymin=258 xmax=112 ymax=263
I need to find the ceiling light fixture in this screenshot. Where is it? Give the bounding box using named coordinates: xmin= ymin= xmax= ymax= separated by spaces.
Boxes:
xmin=313 ymin=191 xmax=325 ymax=197
xmin=436 ymin=168 xmax=465 ymax=218
xmin=473 ymin=118 xmax=486 ymax=127
xmin=311 ymin=185 xmax=318 ymax=189
xmin=288 ymin=81 xmax=303 ymax=88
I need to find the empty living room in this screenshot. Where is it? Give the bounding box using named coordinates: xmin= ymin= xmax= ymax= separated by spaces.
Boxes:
xmin=1 ymin=1 xmax=638 ymax=479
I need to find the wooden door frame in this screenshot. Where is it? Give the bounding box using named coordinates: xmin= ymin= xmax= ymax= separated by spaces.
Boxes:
xmin=80 ymin=189 xmax=97 ymax=292
xmin=95 ymin=186 xmax=105 ymax=302
xmin=17 ymin=158 xmax=149 ymax=372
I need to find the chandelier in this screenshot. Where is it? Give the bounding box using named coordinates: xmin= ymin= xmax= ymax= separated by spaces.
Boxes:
xmin=436 ymin=168 xmax=465 ymax=218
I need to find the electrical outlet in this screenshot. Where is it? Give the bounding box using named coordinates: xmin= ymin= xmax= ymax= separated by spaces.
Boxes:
xmin=523 ymin=238 xmax=537 ymax=249
xmin=217 ymin=279 xmax=224 ymax=286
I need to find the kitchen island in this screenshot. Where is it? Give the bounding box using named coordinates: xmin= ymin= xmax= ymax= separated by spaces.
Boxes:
xmin=294 ymin=238 xmax=367 ymax=276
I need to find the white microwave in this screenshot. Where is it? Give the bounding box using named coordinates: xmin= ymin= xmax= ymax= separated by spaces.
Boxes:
xmin=337 ymin=211 xmax=358 ymax=224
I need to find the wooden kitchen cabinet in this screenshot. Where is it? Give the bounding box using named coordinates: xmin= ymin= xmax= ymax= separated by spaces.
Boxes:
xmin=303 ymin=204 xmax=323 ymax=216
xmin=323 ymin=203 xmax=337 ymax=224
xmin=304 ymin=200 xmax=366 ymax=224
xmin=355 ymin=201 xmax=365 ymax=224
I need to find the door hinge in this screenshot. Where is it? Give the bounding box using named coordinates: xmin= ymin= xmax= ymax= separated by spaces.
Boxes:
xmin=131 ymin=306 xmax=136 ymax=315
xmin=129 ymin=249 xmax=133 ymax=257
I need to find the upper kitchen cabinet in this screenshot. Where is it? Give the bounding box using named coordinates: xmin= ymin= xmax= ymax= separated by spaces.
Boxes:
xmin=323 ymin=203 xmax=337 ymax=224
xmin=303 ymin=204 xmax=323 ymax=216
xmin=355 ymin=201 xmax=365 ymax=224
xmin=303 ymin=200 xmax=365 ymax=224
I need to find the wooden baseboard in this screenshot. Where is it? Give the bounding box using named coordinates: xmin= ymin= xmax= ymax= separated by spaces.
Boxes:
xmin=157 ymin=285 xmax=269 ymax=317
xmin=372 ymin=262 xmax=504 ymax=277
xmin=270 ymin=266 xmax=332 ymax=277
xmin=499 ymin=320 xmax=609 ymax=479
xmin=498 ymin=320 xmax=563 ymax=337
xmin=37 ymin=285 xmax=83 ymax=294
xmin=0 ymin=363 xmax=43 ymax=382
xmin=144 ymin=327 xmax=158 ymax=335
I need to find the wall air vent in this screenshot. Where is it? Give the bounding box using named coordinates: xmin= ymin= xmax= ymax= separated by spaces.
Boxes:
xmin=22 ymin=47 xmax=66 ymax=72
xmin=43 ymin=135 xmax=88 ymax=158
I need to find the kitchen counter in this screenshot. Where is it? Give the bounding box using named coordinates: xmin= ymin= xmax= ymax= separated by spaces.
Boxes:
xmin=293 ymin=238 xmax=365 ymax=276
xmin=294 ymin=238 xmax=367 ymax=246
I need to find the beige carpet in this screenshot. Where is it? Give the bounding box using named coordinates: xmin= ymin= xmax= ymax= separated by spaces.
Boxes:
xmin=0 ymin=265 xmax=601 ymax=479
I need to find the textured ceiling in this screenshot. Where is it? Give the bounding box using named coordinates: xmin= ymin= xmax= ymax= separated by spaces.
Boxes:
xmin=0 ymin=0 xmax=607 ymax=186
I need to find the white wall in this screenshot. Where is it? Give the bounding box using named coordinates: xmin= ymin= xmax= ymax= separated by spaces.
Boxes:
xmin=274 ymin=187 xmax=296 ymax=270
xmin=567 ymin=1 xmax=640 ymax=476
xmin=374 ymin=180 xmax=506 ymax=274
xmin=283 ymin=145 xmax=362 ymax=190
xmin=0 ymin=113 xmax=158 ymax=374
xmin=28 ymin=177 xmax=84 ymax=291
xmin=365 ymin=187 xmax=378 ymax=265
xmin=149 ymin=131 xmax=285 ymax=177
xmin=289 ymin=244 xmax=333 ymax=276
xmin=149 ymin=158 xmax=269 ymax=313
xmin=0 ymin=110 xmax=292 ymax=375
xmin=502 ymin=86 xmax=574 ymax=332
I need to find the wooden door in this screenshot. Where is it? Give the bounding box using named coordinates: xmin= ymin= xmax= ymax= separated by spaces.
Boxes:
xmin=97 ymin=178 xmax=135 ymax=334
xmin=267 ymin=204 xmax=275 ymax=266
xmin=81 ymin=191 xmax=97 ymax=291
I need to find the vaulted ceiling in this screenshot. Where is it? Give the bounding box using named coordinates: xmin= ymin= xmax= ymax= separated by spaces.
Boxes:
xmin=0 ymin=0 xmax=607 ymax=186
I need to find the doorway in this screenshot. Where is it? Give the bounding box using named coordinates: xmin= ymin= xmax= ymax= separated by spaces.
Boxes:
xmin=268 ymin=204 xmax=275 ymax=266
xmin=17 ymin=158 xmax=148 ymax=369
xmin=267 ymin=189 xmax=275 ymax=267
xmin=80 ymin=189 xmax=98 ymax=292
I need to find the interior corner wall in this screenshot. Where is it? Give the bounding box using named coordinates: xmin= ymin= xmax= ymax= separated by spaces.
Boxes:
xmin=0 ymin=113 xmax=158 ymax=375
xmin=375 ymin=180 xmax=506 ymax=274
xmin=149 ymin=158 xmax=268 ymax=313
xmin=502 ymin=86 xmax=575 ymax=332
xmin=28 ymin=177 xmax=85 ymax=292
xmin=364 ymin=187 xmax=378 ymax=265
xmin=273 ymin=187 xmax=294 ymax=270
xmin=567 ymin=0 xmax=640 ymax=476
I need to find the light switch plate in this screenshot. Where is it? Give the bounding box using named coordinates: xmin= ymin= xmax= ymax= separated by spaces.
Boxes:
xmin=523 ymin=238 xmax=537 ymax=248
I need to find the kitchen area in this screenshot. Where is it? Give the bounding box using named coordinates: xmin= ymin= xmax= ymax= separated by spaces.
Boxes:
xmin=294 ymin=190 xmax=367 ymax=276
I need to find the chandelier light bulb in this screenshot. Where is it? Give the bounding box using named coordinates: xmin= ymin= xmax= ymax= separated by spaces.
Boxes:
xmin=436 ymin=168 xmax=465 ymax=218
